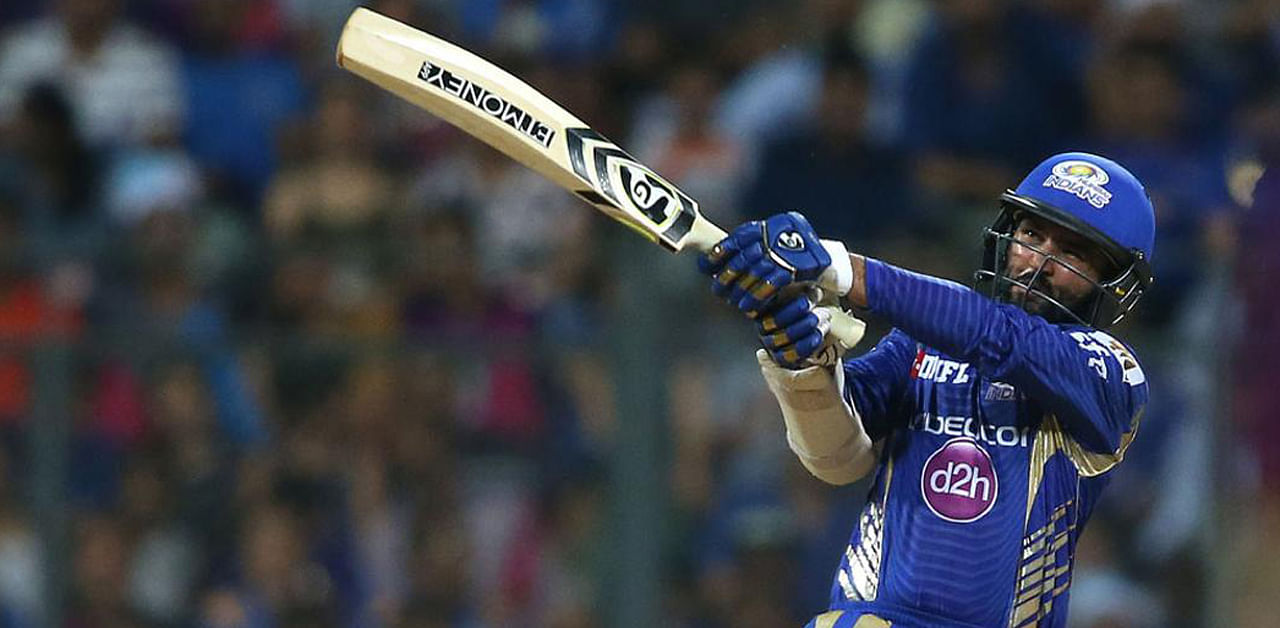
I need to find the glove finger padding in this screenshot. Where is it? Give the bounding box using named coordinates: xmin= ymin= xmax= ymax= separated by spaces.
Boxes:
xmin=726 ymin=258 xmax=773 ymax=304
xmin=773 ymin=329 xmax=826 ymax=368
xmin=762 ymin=303 xmax=831 ymax=368
xmin=758 ymin=296 xmax=813 ymax=335
xmin=698 ymin=220 xmax=761 ymax=276
xmin=710 ymin=243 xmax=763 ymax=299
xmin=760 ymin=308 xmax=822 ymax=350
xmin=701 ymin=212 xmax=842 ymax=317
xmin=761 ymin=301 xmax=865 ymax=369
xmin=737 ymin=266 xmax=794 ymax=317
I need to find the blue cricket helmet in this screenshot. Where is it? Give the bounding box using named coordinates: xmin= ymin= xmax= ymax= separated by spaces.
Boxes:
xmin=976 ymin=152 xmax=1156 ymax=328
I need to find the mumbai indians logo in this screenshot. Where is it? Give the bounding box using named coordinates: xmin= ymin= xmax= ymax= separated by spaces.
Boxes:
xmin=417 ymin=61 xmax=556 ymax=147
xmin=1042 ymin=160 xmax=1113 ymax=209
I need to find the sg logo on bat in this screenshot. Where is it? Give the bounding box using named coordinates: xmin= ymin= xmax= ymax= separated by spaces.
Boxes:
xmin=565 ymin=127 xmax=696 ymax=249
xmin=617 ymin=162 xmax=676 ymax=225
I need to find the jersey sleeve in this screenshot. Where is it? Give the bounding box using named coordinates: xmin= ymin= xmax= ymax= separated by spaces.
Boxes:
xmin=863 ymin=258 xmax=1148 ymax=455
xmin=841 ymin=328 xmax=917 ymax=441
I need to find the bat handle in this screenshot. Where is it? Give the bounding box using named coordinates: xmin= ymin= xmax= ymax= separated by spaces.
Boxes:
xmin=817 ymin=305 xmax=866 ymax=352
xmin=801 ymin=283 xmax=865 ymax=353
xmin=687 ymin=219 xmax=729 ymax=255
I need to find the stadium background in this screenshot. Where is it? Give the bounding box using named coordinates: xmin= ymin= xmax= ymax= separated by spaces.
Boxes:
xmin=0 ymin=0 xmax=1275 ymax=626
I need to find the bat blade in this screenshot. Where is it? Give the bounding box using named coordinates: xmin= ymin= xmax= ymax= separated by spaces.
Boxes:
xmin=335 ymin=7 xmax=866 ymax=351
xmin=336 ymin=7 xmax=725 ymax=253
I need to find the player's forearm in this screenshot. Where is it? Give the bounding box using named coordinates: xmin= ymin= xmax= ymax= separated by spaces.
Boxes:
xmin=757 ymin=350 xmax=876 ymax=485
xmin=844 ymin=253 xmax=869 ymax=309
xmin=848 ymin=256 xmax=1000 ymax=363
xmin=845 ymin=256 xmax=1137 ymax=445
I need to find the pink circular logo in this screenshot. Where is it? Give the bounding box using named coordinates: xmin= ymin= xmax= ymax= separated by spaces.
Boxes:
xmin=921 ymin=438 xmax=998 ymax=523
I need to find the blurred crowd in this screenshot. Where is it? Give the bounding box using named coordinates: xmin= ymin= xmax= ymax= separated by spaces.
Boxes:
xmin=0 ymin=0 xmax=1274 ymax=626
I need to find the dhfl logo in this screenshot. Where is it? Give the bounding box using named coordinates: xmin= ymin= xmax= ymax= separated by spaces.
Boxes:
xmin=1043 ymin=160 xmax=1113 ymax=209
xmin=910 ymin=349 xmax=971 ymax=384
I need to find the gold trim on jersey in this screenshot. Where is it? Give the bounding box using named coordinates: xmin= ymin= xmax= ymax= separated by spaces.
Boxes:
xmin=809 ymin=611 xmax=893 ymax=628
xmin=838 ymin=452 xmax=892 ymax=602
xmin=1054 ymin=409 xmax=1143 ymax=477
xmin=1023 ymin=410 xmax=1142 ymax=524
xmin=1008 ymin=502 xmax=1078 ymax=627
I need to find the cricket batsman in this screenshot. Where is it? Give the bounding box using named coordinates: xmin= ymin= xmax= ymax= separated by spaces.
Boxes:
xmin=699 ymin=152 xmax=1155 ymax=627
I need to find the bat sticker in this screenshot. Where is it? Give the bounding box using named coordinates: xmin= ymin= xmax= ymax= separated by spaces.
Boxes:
xmin=618 ymin=163 xmax=674 ymax=224
xmin=417 ymin=61 xmax=556 ymax=147
xmin=565 ymin=127 xmax=698 ymax=249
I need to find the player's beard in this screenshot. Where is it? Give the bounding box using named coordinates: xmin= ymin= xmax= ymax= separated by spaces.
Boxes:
xmin=1006 ymin=270 xmax=1067 ymax=318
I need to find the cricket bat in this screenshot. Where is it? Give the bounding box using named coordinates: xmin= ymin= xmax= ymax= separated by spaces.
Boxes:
xmin=335 ymin=7 xmax=865 ymax=350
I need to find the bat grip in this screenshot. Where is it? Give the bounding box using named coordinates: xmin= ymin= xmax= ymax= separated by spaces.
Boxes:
xmin=804 ymin=286 xmax=866 ymax=352
xmin=816 ymin=305 xmax=866 ymax=352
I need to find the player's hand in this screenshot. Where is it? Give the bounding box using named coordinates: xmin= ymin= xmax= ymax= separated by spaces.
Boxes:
xmin=697 ymin=211 xmax=851 ymax=318
xmin=756 ymin=295 xmax=844 ymax=368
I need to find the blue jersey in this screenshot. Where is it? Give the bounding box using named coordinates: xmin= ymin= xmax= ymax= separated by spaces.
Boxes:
xmin=825 ymin=260 xmax=1148 ymax=627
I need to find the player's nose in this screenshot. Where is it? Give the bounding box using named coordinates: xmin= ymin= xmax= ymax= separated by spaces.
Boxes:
xmin=1016 ymin=242 xmax=1053 ymax=274
xmin=1028 ymin=239 xmax=1066 ymax=275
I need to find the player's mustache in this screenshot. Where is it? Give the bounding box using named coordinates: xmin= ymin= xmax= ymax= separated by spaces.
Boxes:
xmin=1012 ymin=270 xmax=1057 ymax=299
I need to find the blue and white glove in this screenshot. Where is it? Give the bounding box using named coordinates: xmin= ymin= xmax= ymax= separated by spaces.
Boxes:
xmin=697 ymin=212 xmax=853 ymax=318
xmin=757 ymin=295 xmax=870 ymax=368
xmin=752 ymin=296 xmax=834 ymax=368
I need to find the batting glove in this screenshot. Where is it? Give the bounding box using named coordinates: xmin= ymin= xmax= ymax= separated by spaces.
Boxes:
xmin=697 ymin=212 xmax=853 ymax=318
xmin=756 ymin=295 xmax=848 ymax=368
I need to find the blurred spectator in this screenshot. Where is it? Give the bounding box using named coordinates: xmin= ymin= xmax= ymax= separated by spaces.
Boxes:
xmin=119 ymin=453 xmax=200 ymax=625
xmin=0 ymin=0 xmax=185 ymax=150
xmin=0 ymin=447 xmax=41 ymax=626
xmin=399 ymin=513 xmax=476 ymax=627
xmin=1067 ymin=514 xmax=1166 ymax=628
xmin=1078 ymin=40 xmax=1236 ymax=327
xmin=534 ymin=469 xmax=606 ymax=628
xmin=265 ymin=80 xmax=400 ymax=247
xmin=1231 ymin=86 xmax=1279 ymax=628
xmin=849 ymin=0 xmax=932 ymax=141
xmin=198 ymin=502 xmax=338 ymax=628
xmin=0 ymin=191 xmax=82 ymax=425
xmin=65 ymin=514 xmax=139 ymax=627
xmin=264 ymin=79 xmax=402 ymax=338
xmin=712 ymin=4 xmax=823 ymax=156
xmin=99 ymin=191 xmax=267 ymax=445
xmin=398 ymin=209 xmax=545 ymax=451
xmin=901 ymin=0 xmax=1081 ymax=205
xmin=741 ymin=46 xmax=914 ymax=252
xmin=632 ymin=58 xmax=746 ymax=227
xmin=1222 ymin=0 xmax=1280 ymax=105
xmin=181 ymin=0 xmax=308 ymax=208
xmin=409 ymin=140 xmax=587 ymax=307
xmin=0 ymin=83 xmax=106 ymax=261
